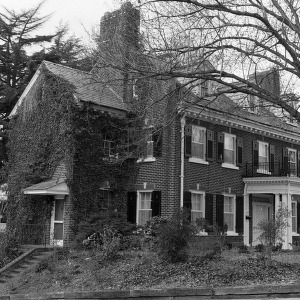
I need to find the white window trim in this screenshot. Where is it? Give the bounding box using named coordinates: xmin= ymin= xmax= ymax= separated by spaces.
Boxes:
xmin=136 ymin=190 xmax=153 ymax=226
xmin=222 ymin=133 xmax=237 ymax=168
xmin=189 ymin=157 xmax=209 ymax=165
xmin=288 ymin=148 xmax=297 ymax=177
xmin=190 ymin=125 xmax=207 ymax=161
xmin=190 ymin=190 xmax=207 ymax=235
xmin=137 ymin=157 xmax=156 ymax=163
xmin=292 ymin=201 xmax=299 ymax=235
xmin=223 ymin=193 xmax=238 ymax=236
xmin=257 ymin=141 xmax=270 ymax=174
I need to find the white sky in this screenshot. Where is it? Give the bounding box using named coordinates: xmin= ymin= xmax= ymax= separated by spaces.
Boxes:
xmin=0 ymin=0 xmax=121 ymax=44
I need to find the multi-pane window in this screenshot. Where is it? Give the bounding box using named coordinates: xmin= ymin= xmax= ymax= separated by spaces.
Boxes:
xmin=99 ymin=190 xmax=112 ymax=209
xmin=103 ymin=139 xmax=116 ymax=158
xmin=224 ymin=196 xmax=235 ymax=232
xmin=224 ymin=134 xmax=236 ymax=165
xmin=292 ymin=202 xmax=297 ymax=233
xmin=137 ymin=191 xmax=152 ymax=226
xmin=258 ymin=141 xmax=269 ymax=173
xmin=288 ymin=149 xmax=297 ymax=176
xmin=192 ymin=126 xmax=206 ymax=160
xmin=199 ymin=80 xmax=209 ymax=97
xmin=191 ymin=193 xmax=205 ymax=224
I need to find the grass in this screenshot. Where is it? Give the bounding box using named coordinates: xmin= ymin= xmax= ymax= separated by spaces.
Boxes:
xmin=1 ymin=246 xmax=300 ymax=295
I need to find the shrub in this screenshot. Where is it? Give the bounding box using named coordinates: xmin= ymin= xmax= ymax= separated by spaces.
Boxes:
xmin=238 ymin=245 xmax=250 ymax=254
xmin=144 ymin=216 xmax=169 ymax=236
xmin=74 ymin=210 xmax=136 ymax=248
xmin=156 ymin=209 xmax=196 ymax=263
xmin=99 ymin=225 xmax=121 ymax=260
xmin=35 ymin=257 xmax=54 ymax=273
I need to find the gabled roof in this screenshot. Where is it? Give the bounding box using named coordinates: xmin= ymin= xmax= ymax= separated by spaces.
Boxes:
xmin=9 ymin=61 xmax=127 ymax=118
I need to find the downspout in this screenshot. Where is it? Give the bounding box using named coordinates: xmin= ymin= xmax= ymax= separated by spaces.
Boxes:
xmin=180 ymin=114 xmax=186 ymax=208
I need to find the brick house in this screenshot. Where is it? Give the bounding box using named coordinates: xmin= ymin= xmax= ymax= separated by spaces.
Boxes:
xmin=7 ymin=3 xmax=300 ymax=249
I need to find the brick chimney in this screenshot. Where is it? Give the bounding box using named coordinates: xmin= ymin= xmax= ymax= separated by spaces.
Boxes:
xmin=98 ymin=2 xmax=140 ymax=102
xmin=99 ymin=2 xmax=140 ymax=55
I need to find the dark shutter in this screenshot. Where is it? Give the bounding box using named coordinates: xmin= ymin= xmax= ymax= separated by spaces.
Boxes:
xmin=216 ymin=194 xmax=224 ymax=229
xmin=237 ymin=137 xmax=243 ymax=166
xmin=183 ymin=191 xmax=191 ymax=221
xmin=151 ymin=191 xmax=161 ymax=217
xmin=217 ymin=132 xmax=224 ymax=162
xmin=153 ymin=129 xmax=162 ymax=157
xmin=253 ymin=141 xmax=259 ymax=168
xmin=205 ymin=193 xmax=213 ymax=225
xmin=269 ymin=145 xmax=275 ymax=173
xmin=297 ymin=202 xmax=300 ymax=234
xmin=283 ymin=148 xmax=289 ymax=175
xmin=127 ymin=192 xmax=137 ymax=223
xmin=297 ymin=152 xmax=300 ymax=177
xmin=236 ymin=196 xmax=244 ymax=234
xmin=185 ymin=124 xmax=192 ymax=157
xmin=249 ymin=194 xmax=253 ymax=245
xmin=206 ymin=130 xmax=214 ymax=162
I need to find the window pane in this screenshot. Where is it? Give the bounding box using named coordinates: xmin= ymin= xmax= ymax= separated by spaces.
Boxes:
xmin=191 ymin=211 xmax=203 ymax=223
xmin=192 ymin=127 xmax=204 ymax=143
xmin=54 ymin=223 xmax=63 ymax=240
xmin=192 ymin=143 xmax=204 ymax=159
xmin=224 ymin=213 xmax=234 ymax=231
xmin=225 ymin=135 xmax=234 ymax=150
xmin=224 ymin=149 xmax=234 ymax=164
xmin=55 ymin=199 xmax=64 ymax=221
xmin=139 ymin=210 xmax=151 ymax=226
xmin=224 ymin=197 xmax=233 ymax=212
xmin=192 ymin=194 xmax=203 ymax=211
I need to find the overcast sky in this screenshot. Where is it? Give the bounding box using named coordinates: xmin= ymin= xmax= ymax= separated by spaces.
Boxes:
xmin=0 ymin=0 xmax=121 ymax=44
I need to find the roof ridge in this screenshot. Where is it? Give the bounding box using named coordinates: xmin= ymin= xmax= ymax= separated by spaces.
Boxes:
xmin=43 ymin=60 xmax=91 ymax=75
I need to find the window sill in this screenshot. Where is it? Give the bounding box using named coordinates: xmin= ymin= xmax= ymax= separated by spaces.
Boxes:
xmin=257 ymin=169 xmax=271 ymax=175
xmin=221 ymin=163 xmax=239 ymax=170
xmin=226 ymin=232 xmax=239 ymax=236
xmin=137 ymin=157 xmax=156 ymax=163
xmin=292 ymin=232 xmax=300 ymax=236
xmin=189 ymin=157 xmax=209 ymax=165
xmin=195 ymin=231 xmax=208 ymax=236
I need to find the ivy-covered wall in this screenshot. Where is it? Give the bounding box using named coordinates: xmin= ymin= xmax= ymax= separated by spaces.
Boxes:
xmin=7 ymin=67 xmax=138 ymax=246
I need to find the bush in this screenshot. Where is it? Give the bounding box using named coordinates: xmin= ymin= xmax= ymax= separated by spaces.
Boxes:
xmin=238 ymin=245 xmax=250 ymax=254
xmin=99 ymin=225 xmax=121 ymax=260
xmin=35 ymin=257 xmax=54 ymax=273
xmin=74 ymin=210 xmax=136 ymax=248
xmin=156 ymin=210 xmax=196 ymax=263
xmin=144 ymin=216 xmax=169 ymax=236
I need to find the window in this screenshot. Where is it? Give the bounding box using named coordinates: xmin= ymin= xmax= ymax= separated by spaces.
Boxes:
xmin=224 ymin=133 xmax=236 ymax=165
xmin=103 ymin=139 xmax=117 ymax=158
xmin=137 ymin=191 xmax=152 ymax=226
xmin=258 ymin=141 xmax=269 ymax=173
xmin=191 ymin=192 xmax=205 ymax=224
xmin=224 ymin=195 xmax=235 ymax=232
xmin=192 ymin=126 xmax=206 ymax=160
xmin=99 ymin=190 xmax=112 ymax=209
xmin=248 ymin=95 xmax=258 ymax=113
xmin=288 ymin=148 xmax=297 ymax=176
xmin=199 ymin=80 xmax=210 ymax=97
xmin=292 ymin=202 xmax=297 ymax=233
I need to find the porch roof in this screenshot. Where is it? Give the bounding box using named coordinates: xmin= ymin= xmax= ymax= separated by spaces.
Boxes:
xmin=23 ymin=179 xmax=69 ymax=195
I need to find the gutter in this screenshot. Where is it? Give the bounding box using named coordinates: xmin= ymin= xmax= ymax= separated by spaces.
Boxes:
xmin=180 ymin=114 xmax=186 ymax=208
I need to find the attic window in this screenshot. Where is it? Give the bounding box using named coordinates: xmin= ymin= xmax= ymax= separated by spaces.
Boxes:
xmin=199 ymin=80 xmax=210 ymax=97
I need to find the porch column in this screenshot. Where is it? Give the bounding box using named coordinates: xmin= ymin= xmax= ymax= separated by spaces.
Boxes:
xmin=244 ymin=193 xmax=250 ymax=246
xmin=280 ymin=194 xmax=293 ymax=249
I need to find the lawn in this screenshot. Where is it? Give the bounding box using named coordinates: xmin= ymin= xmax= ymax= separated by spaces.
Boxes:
xmin=1 ymin=246 xmax=300 ymax=295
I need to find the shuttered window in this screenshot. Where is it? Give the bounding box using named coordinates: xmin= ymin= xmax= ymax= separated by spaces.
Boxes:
xmin=292 ymin=201 xmax=297 ymax=233
xmin=191 ymin=192 xmax=205 ymax=224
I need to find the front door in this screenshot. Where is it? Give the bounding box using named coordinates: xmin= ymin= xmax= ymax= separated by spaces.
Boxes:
xmin=252 ymin=203 xmax=272 ymax=245
xmin=50 ymin=198 xmax=64 ymax=246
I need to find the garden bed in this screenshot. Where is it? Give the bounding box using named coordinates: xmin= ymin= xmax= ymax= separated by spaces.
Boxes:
xmin=1 ymin=247 xmax=300 ymax=294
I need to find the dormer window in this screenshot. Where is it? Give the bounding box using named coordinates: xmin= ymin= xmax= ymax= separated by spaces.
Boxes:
xmin=248 ymin=94 xmax=258 ymax=113
xmin=199 ymin=80 xmax=209 ymax=97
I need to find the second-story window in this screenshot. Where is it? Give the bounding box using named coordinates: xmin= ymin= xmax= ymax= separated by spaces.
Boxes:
xmin=288 ymin=148 xmax=297 ymax=176
xmin=292 ymin=201 xmax=297 ymax=233
xmin=224 ymin=133 xmax=236 ymax=165
xmin=192 ymin=126 xmax=206 ymax=160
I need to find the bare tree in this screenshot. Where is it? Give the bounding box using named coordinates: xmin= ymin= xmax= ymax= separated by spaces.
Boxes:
xmin=103 ymin=0 xmax=300 ymax=122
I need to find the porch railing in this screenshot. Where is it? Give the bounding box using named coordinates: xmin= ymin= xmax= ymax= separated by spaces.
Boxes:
xmin=244 ymin=162 xmax=299 ymax=178
xmin=21 ymin=223 xmax=47 ymax=248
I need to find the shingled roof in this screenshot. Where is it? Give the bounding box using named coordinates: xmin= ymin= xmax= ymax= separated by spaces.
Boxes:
xmin=43 ymin=61 xmax=127 ymax=112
